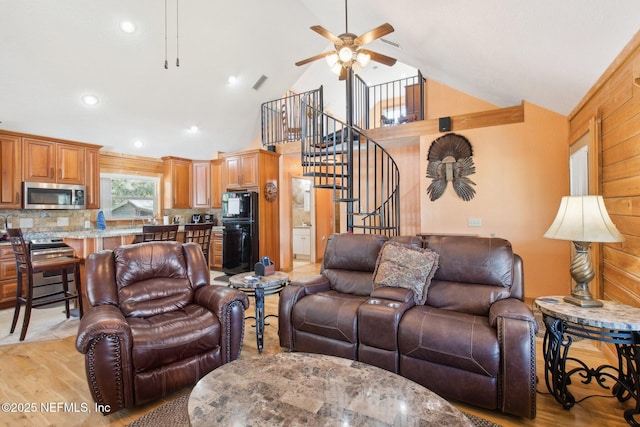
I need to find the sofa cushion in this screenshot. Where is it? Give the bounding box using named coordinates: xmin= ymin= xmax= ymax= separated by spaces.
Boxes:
xmin=291 ymin=290 xmax=367 ymax=343
xmin=398 ymin=305 xmax=499 ymax=378
xmin=128 ymin=304 xmax=220 ymax=372
xmin=373 ymin=241 xmax=439 ymax=304
xmin=322 ymin=233 xmax=387 ymax=296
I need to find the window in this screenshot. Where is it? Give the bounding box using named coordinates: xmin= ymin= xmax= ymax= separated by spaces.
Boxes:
xmin=100 ymin=173 xmax=160 ymax=220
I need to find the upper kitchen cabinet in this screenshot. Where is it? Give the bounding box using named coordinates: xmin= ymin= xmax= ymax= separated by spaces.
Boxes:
xmin=162 ymin=156 xmax=192 ymax=209
xmin=223 ymin=151 xmax=259 ymax=189
xmin=23 ymin=138 xmax=85 ymax=185
xmin=192 ymin=160 xmax=211 ymax=208
xmin=85 ymin=147 xmax=101 ymax=209
xmin=0 ymin=134 xmax=23 ymax=209
xmin=211 ymin=159 xmax=224 ymax=208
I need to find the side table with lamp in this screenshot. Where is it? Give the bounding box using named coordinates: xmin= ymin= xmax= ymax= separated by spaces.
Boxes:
xmin=538 ymin=195 xmax=640 ymax=425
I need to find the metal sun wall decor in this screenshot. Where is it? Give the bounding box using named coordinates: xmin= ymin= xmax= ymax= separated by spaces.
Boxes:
xmin=426 ymin=133 xmax=476 ymax=201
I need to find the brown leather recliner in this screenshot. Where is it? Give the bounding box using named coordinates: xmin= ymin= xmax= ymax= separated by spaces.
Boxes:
xmin=76 ymin=241 xmax=249 ymax=414
xmin=279 ymin=233 xmax=538 ymax=419
xmin=279 ymin=233 xmax=387 ymax=359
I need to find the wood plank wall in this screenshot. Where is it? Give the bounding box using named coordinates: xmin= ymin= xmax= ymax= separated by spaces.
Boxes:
xmin=569 ymin=30 xmax=640 ymax=305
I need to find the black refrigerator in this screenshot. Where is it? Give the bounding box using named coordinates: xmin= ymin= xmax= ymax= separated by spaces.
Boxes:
xmin=221 ymin=191 xmax=259 ymax=275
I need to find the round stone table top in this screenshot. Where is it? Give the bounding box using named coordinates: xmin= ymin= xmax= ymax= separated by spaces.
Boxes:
xmin=228 ymin=271 xmax=289 ymax=290
xmin=188 ymin=352 xmax=474 ymax=426
xmin=535 ymin=296 xmax=640 ymax=331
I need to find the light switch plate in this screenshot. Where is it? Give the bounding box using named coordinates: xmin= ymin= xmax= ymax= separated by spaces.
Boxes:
xmin=57 ymin=217 xmax=69 ymax=227
xmin=467 ymin=217 xmax=482 ymax=227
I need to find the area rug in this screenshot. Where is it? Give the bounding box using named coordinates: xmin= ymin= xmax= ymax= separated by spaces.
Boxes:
xmin=126 ymin=393 xmax=502 ymax=427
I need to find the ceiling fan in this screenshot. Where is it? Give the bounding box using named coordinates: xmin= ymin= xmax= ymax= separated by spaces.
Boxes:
xmin=295 ymin=0 xmax=397 ymax=80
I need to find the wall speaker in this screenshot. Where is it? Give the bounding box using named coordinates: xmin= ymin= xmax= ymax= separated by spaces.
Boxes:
xmin=439 ymin=117 xmax=451 ymax=132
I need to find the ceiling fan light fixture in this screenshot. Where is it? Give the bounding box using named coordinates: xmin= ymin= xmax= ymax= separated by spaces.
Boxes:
xmin=356 ymin=51 xmax=370 ymax=67
xmin=339 ymin=47 xmax=354 ymax=63
xmin=330 ymin=62 xmax=343 ymax=75
xmin=325 ymin=53 xmax=339 ymax=67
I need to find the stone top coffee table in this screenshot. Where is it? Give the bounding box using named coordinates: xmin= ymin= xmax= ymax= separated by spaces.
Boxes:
xmin=188 ymin=352 xmax=474 ymax=426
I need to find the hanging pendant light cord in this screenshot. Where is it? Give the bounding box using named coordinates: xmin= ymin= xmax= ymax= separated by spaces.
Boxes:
xmin=176 ymin=0 xmax=180 ymax=67
xmin=164 ymin=0 xmax=168 ymax=69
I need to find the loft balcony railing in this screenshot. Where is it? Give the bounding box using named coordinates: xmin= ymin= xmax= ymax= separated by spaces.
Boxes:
xmin=261 ymin=87 xmax=323 ymax=147
xmin=353 ymin=71 xmax=425 ymax=130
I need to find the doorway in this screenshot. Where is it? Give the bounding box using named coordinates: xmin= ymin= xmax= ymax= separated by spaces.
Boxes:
xmin=291 ymin=177 xmax=315 ymax=268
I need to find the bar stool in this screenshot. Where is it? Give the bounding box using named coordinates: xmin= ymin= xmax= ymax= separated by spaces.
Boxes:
xmin=7 ymin=228 xmax=83 ymax=341
xmin=183 ymin=223 xmax=213 ymax=267
xmin=141 ymin=224 xmax=179 ymax=241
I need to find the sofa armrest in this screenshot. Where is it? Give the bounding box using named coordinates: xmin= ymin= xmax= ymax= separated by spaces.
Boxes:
xmin=489 ymin=298 xmax=538 ymax=332
xmin=291 ymin=274 xmax=331 ymax=295
xmin=490 ymin=298 xmax=538 ymax=418
xmin=370 ymin=286 xmax=415 ymax=305
xmin=194 ymin=285 xmax=250 ymax=363
xmin=75 ymin=305 xmax=134 ymax=414
xmin=278 ymin=274 xmax=331 ymax=349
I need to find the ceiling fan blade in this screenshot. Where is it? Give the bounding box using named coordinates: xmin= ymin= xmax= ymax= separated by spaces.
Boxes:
xmin=295 ymin=52 xmax=332 ymax=67
xmin=354 ymin=23 xmax=394 ymax=46
xmin=311 ymin=25 xmax=343 ymax=44
xmin=360 ymin=49 xmax=397 ymax=67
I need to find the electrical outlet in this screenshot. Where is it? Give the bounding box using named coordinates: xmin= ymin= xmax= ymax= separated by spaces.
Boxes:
xmin=467 ymin=217 xmax=482 ymax=227
xmin=84 ymin=220 xmax=91 ymax=229
xmin=19 ymin=218 xmax=34 ymax=228
xmin=57 ymin=217 xmax=69 ymax=227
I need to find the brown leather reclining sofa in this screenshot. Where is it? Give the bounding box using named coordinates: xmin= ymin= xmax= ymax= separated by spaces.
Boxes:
xmin=279 ymin=233 xmax=538 ymax=418
xmin=76 ymin=241 xmax=249 ymax=413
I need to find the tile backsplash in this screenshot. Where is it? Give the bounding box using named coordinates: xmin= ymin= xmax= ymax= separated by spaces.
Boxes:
xmin=0 ymin=209 xmax=91 ymax=232
xmin=0 ymin=208 xmax=222 ymax=233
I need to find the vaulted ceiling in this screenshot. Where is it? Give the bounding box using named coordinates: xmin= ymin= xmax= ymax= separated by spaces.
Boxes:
xmin=1 ymin=0 xmax=638 ymax=159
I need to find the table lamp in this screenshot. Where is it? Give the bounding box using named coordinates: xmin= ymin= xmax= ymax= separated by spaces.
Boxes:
xmin=544 ymin=195 xmax=624 ymax=307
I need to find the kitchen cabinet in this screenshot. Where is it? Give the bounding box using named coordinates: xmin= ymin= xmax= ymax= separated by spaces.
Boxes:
xmin=293 ymin=227 xmax=311 ymax=258
xmin=192 ymin=161 xmax=211 ymax=208
xmin=0 ymin=245 xmax=18 ymax=309
xmin=23 ymin=138 xmax=85 ymax=185
xmin=85 ymin=147 xmax=101 ymax=209
xmin=210 ymin=159 xmax=224 ymax=208
xmin=223 ymin=151 xmax=259 ymax=189
xmin=211 ymin=230 xmax=223 ymax=270
xmin=0 ymin=134 xmax=22 ymax=208
xmin=162 ymin=156 xmax=192 ymax=209
xmin=221 ymin=149 xmax=280 ymax=269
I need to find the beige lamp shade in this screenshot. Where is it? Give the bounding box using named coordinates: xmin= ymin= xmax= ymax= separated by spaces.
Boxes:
xmin=544 ymin=195 xmax=624 ymax=243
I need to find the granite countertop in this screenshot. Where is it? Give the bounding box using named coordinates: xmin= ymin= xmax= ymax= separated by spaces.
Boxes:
xmin=22 ymin=224 xmax=225 ymax=241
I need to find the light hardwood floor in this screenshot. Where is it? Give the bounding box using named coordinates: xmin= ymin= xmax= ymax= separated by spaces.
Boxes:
xmin=0 ymin=262 xmax=635 ymax=426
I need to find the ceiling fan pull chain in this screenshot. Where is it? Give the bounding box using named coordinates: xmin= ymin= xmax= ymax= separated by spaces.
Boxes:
xmin=176 ymin=0 xmax=180 ymax=67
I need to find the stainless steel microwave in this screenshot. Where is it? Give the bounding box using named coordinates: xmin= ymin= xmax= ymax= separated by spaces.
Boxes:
xmin=23 ymin=182 xmax=86 ymax=209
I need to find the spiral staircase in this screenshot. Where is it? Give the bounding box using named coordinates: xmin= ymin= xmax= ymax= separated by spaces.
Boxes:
xmin=298 ymin=94 xmax=400 ymax=236
xmin=261 ymin=72 xmax=424 ymax=236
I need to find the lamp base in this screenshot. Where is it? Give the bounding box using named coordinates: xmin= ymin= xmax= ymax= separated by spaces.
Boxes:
xmin=563 ymin=295 xmax=603 ymax=308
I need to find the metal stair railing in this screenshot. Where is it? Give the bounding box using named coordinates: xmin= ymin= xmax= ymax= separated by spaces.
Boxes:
xmin=301 ymin=94 xmax=400 ymax=236
xmin=261 ymin=87 xmax=323 ymax=147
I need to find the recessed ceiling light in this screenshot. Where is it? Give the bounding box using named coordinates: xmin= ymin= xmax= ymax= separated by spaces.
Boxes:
xmin=120 ymin=21 xmax=136 ymax=33
xmin=227 ymin=75 xmax=238 ymax=85
xmin=133 ymin=139 xmax=143 ymax=148
xmin=187 ymin=125 xmax=199 ymax=134
xmin=81 ymin=94 xmax=99 ymax=106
